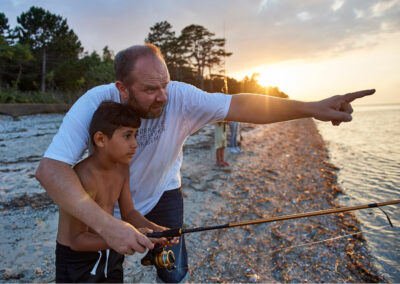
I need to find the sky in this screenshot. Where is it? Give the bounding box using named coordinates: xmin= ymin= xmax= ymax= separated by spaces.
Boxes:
xmin=2 ymin=0 xmax=400 ymax=105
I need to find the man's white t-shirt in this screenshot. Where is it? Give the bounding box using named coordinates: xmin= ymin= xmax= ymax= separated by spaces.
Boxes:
xmin=44 ymin=81 xmax=232 ymax=215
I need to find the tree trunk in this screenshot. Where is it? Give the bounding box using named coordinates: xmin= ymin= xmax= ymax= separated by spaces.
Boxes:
xmin=197 ymin=64 xmax=204 ymax=90
xmin=41 ymin=48 xmax=46 ymax=93
xmin=16 ymin=64 xmax=22 ymax=87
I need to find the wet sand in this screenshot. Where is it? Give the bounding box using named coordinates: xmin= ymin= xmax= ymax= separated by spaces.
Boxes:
xmin=0 ymin=119 xmax=385 ymax=282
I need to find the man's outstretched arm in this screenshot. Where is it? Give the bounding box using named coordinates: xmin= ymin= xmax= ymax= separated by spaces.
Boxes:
xmin=35 ymin=158 xmax=154 ymax=254
xmin=225 ymin=89 xmax=375 ymax=125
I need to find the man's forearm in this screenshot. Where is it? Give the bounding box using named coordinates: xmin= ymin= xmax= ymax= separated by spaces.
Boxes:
xmin=35 ymin=158 xmax=112 ymax=235
xmin=225 ymin=94 xmax=312 ymax=124
xmin=225 ymin=90 xmax=375 ymax=125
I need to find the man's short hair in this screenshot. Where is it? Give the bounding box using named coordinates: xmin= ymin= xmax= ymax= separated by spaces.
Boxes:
xmin=89 ymin=101 xmax=141 ymax=145
xmin=114 ymin=43 xmax=165 ymax=86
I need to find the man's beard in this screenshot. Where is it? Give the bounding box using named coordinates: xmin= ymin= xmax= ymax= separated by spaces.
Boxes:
xmin=144 ymin=102 xmax=165 ymax=119
xmin=127 ymin=90 xmax=166 ymax=119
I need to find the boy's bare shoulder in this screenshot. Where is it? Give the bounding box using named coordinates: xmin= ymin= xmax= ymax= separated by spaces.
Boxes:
xmin=73 ymin=157 xmax=98 ymax=188
xmin=74 ymin=157 xmax=93 ymax=175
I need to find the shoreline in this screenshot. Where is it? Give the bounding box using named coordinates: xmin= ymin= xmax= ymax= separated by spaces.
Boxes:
xmin=0 ymin=119 xmax=384 ymax=282
xmin=0 ymin=103 xmax=70 ymax=118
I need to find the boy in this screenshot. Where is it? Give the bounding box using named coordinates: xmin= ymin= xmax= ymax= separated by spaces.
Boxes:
xmin=55 ymin=101 xmax=170 ymax=282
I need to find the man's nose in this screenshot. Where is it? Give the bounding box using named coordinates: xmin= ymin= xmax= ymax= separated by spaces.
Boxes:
xmin=156 ymin=88 xmax=167 ymax=102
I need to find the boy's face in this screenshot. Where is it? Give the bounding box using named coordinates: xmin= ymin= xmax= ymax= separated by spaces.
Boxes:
xmin=105 ymin=126 xmax=139 ymax=164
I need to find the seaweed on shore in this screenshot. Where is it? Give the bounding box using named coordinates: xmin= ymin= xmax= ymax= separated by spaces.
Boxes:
xmin=0 ymin=192 xmax=54 ymax=211
xmin=184 ymin=119 xmax=385 ymax=282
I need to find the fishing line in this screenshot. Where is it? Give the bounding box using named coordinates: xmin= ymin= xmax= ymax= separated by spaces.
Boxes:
xmin=155 ymin=223 xmax=397 ymax=273
xmin=267 ymin=223 xmax=394 ymax=255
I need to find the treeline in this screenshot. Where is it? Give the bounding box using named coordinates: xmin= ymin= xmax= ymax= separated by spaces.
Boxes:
xmin=0 ymin=7 xmax=288 ymax=104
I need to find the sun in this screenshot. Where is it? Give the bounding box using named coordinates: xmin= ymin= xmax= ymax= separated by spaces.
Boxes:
xmin=256 ymin=64 xmax=299 ymax=97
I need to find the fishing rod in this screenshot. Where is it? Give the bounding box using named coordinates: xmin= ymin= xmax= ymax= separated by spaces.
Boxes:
xmin=142 ymin=199 xmax=400 ymax=269
xmin=147 ymin=199 xmax=400 ymax=239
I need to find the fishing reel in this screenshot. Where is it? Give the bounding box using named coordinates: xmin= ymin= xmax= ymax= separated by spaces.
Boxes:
xmin=141 ymin=245 xmax=176 ymax=270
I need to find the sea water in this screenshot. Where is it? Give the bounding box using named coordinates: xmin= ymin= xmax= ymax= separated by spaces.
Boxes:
xmin=317 ymin=104 xmax=400 ymax=282
xmin=0 ymin=105 xmax=399 ymax=280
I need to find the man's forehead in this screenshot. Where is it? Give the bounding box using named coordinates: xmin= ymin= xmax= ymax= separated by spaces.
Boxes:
xmin=133 ymin=56 xmax=169 ymax=84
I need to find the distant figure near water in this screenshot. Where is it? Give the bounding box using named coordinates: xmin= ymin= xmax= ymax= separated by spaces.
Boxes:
xmin=215 ymin=121 xmax=229 ymax=167
xmin=229 ymin=121 xmax=242 ymax=153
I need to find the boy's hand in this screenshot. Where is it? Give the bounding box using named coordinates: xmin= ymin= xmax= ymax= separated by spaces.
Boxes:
xmin=142 ymin=226 xmax=180 ymax=247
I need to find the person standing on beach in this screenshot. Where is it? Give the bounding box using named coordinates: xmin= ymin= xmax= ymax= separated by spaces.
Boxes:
xmin=229 ymin=121 xmax=242 ymax=153
xmin=55 ymin=101 xmax=175 ymax=282
xmin=215 ymin=121 xmax=229 ymax=166
xmin=35 ymin=43 xmax=375 ymax=283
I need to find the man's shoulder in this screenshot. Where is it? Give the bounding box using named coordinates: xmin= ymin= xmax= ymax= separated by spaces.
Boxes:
xmin=84 ymin=83 xmax=118 ymax=97
xmin=168 ymin=81 xmax=196 ymax=93
xmin=69 ymin=83 xmax=119 ymax=112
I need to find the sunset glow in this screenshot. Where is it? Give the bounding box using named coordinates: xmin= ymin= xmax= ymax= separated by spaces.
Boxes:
xmin=231 ymin=31 xmax=400 ymax=105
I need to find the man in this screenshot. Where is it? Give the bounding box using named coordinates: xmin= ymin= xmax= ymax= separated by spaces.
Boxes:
xmin=36 ymin=43 xmax=374 ymax=282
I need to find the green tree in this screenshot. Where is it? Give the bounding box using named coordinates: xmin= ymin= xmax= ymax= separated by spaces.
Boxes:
xmin=15 ymin=6 xmax=82 ymax=92
xmin=102 ymin=45 xmax=114 ymax=62
xmin=0 ymin=12 xmax=10 ymax=37
xmin=78 ymin=47 xmax=115 ymax=91
xmin=145 ymin=21 xmax=187 ymax=81
xmin=179 ymin=24 xmax=231 ymax=90
xmin=10 ymin=43 xmax=34 ymax=87
xmin=0 ymin=13 xmax=12 ymax=87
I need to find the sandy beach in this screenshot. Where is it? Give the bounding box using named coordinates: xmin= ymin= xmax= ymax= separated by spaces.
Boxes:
xmin=0 ymin=118 xmax=385 ymax=282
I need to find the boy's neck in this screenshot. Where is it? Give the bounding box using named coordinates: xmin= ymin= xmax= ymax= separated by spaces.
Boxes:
xmin=90 ymin=150 xmax=119 ymax=171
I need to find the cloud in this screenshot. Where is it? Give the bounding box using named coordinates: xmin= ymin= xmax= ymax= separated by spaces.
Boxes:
xmin=2 ymin=0 xmax=400 ymax=72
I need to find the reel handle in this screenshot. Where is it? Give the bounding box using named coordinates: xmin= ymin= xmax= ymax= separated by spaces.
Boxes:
xmin=146 ymin=228 xmax=182 ymax=238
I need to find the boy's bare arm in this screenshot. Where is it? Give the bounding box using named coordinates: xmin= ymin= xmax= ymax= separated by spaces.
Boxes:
xmin=118 ymin=167 xmax=162 ymax=231
xmin=36 ymin=158 xmax=153 ymax=254
xmin=118 ymin=168 xmax=179 ymax=245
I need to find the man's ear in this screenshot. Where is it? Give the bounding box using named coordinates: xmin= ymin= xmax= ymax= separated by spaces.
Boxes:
xmin=93 ymin=131 xmax=107 ymax=148
xmin=116 ymin=81 xmax=129 ymax=103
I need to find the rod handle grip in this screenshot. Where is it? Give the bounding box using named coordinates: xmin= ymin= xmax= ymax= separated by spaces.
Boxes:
xmin=146 ymin=228 xmax=181 ymax=238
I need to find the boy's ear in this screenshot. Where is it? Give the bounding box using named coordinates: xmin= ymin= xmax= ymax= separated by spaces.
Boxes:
xmin=93 ymin=131 xmax=107 ymax=148
xmin=116 ymin=81 xmax=129 ymax=104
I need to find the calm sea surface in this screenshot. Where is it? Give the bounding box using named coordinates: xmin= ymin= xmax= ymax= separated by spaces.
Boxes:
xmin=0 ymin=105 xmax=399 ymax=281
xmin=317 ymin=104 xmax=400 ymax=282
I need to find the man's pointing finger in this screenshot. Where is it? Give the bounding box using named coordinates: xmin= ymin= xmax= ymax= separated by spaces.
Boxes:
xmin=344 ymin=89 xmax=375 ymax=103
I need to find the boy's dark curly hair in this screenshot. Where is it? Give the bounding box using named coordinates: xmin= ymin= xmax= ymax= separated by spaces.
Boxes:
xmin=89 ymin=101 xmax=141 ymax=145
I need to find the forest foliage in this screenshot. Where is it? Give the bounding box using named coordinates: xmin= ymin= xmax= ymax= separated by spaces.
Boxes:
xmin=0 ymin=7 xmax=288 ymax=103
